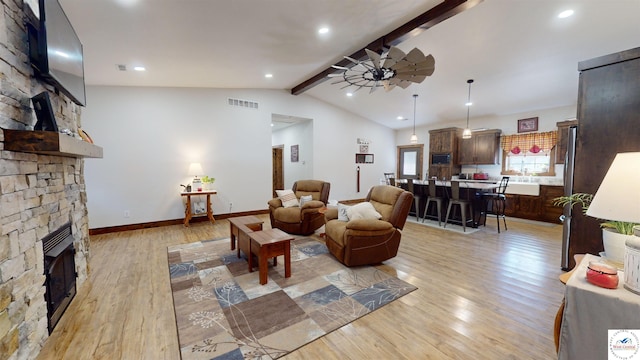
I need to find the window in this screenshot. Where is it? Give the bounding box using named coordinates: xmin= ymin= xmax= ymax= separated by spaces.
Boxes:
xmin=502 ymin=149 xmax=555 ymax=176
xmin=397 ymin=145 xmax=423 ymax=179
xmin=500 ymin=131 xmax=557 ymax=176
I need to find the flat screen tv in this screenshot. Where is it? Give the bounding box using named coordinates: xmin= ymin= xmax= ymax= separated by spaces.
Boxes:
xmin=27 ymin=0 xmax=86 ymax=106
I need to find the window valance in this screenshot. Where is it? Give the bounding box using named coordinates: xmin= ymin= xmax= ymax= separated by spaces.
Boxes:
xmin=500 ymin=131 xmax=557 ymax=154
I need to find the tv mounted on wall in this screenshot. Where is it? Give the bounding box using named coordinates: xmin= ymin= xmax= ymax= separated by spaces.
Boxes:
xmin=27 ymin=0 xmax=86 ymax=106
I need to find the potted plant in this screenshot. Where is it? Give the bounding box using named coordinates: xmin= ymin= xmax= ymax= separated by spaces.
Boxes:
xmin=553 ymin=193 xmax=639 ymax=264
xmin=202 ymin=176 xmax=215 ymax=190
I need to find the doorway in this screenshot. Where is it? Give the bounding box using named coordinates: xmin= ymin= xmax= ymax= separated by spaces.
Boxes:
xmin=272 ymin=146 xmax=283 ymax=197
xmin=271 ymin=114 xmax=313 ymax=193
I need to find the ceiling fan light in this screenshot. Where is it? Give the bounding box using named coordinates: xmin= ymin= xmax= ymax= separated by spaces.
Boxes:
xmin=462 ymin=128 xmax=472 ymax=139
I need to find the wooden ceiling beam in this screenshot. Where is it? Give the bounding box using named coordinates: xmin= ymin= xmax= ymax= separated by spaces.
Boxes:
xmin=290 ymin=0 xmax=483 ymax=95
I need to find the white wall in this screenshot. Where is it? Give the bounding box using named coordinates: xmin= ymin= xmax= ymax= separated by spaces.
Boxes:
xmin=395 ymin=104 xmax=577 ymax=183
xmin=82 ymin=86 xmax=396 ymax=228
xmin=271 ymin=120 xmax=313 ymax=188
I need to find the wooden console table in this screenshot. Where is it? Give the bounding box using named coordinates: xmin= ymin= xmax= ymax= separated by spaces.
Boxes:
xmin=181 ymin=190 xmax=217 ymax=226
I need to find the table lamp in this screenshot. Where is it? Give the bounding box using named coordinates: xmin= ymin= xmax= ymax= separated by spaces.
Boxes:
xmin=188 ymin=162 xmax=204 ymax=191
xmin=585 ymin=152 xmax=640 ymax=293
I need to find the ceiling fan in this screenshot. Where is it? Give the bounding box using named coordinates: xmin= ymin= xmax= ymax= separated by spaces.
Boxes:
xmin=328 ymin=46 xmax=435 ymax=93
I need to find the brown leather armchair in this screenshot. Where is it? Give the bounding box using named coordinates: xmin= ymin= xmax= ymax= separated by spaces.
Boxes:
xmin=324 ymin=185 xmax=413 ymax=266
xmin=268 ymin=180 xmax=330 ymax=235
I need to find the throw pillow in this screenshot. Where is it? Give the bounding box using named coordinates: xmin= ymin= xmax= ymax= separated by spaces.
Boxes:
xmin=299 ymin=195 xmax=313 ymax=206
xmin=276 ymin=189 xmax=299 ymax=208
xmin=338 ymin=203 xmax=351 ymax=221
xmin=347 ymin=202 xmax=382 ymax=221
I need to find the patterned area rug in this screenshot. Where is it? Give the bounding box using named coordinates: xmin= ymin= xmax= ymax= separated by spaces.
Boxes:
xmin=167 ymin=236 xmax=416 ymax=359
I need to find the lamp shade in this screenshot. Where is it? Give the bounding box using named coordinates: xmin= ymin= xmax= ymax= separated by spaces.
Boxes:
xmin=188 ymin=162 xmax=203 ymax=177
xmin=586 ymin=152 xmax=640 ymax=223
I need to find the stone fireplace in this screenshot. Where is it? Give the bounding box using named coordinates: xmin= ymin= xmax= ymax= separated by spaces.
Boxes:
xmin=0 ymin=1 xmax=92 ymax=359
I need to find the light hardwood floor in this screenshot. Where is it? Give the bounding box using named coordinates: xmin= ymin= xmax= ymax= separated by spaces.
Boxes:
xmin=37 ymin=215 xmax=565 ymax=360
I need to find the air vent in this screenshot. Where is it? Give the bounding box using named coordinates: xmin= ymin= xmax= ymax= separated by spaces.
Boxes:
xmin=227 ymin=98 xmax=259 ymax=109
xmin=116 ymin=64 xmax=127 ymax=71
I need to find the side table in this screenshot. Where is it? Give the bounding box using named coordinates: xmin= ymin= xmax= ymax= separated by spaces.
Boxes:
xmin=558 ymin=253 xmax=640 ymax=359
xmin=248 ymin=228 xmax=293 ymax=285
xmin=181 ymin=190 xmax=217 ymax=227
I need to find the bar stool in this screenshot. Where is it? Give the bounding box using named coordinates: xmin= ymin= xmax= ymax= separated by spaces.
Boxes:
xmin=384 ymin=172 xmax=395 ymax=185
xmin=422 ymin=179 xmax=444 ymax=226
xmin=406 ymin=179 xmax=425 ymax=221
xmin=444 ymin=181 xmax=474 ymax=232
xmin=481 ymin=176 xmax=509 ymax=233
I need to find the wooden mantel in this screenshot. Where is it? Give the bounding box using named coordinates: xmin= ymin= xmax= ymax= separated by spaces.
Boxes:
xmin=3 ymin=129 xmax=103 ymax=158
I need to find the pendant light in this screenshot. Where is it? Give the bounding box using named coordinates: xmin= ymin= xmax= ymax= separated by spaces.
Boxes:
xmin=462 ymin=79 xmax=474 ymax=139
xmin=410 ymin=94 xmax=418 ymax=144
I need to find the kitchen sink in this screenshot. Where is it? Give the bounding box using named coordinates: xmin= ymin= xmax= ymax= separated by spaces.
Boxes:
xmin=505 ymin=182 xmax=540 ymax=196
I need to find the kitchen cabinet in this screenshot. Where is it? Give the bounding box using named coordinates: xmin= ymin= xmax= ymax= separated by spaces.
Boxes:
xmin=429 ymin=127 xmax=457 ymax=153
xmin=503 ymin=185 xmax=563 ymax=224
xmin=457 ymin=129 xmax=501 ymax=165
xmin=555 ymin=120 xmax=578 ymax=164
xmin=428 ymin=127 xmax=461 ymax=180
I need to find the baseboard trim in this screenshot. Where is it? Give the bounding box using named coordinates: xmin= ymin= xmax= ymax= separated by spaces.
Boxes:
xmin=89 ymin=209 xmax=270 ymax=235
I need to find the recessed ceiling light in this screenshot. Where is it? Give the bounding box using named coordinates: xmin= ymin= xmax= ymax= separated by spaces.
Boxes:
xmin=465 ymin=101 xmax=473 ymax=106
xmin=265 ymin=73 xmax=273 ymax=78
xmin=346 ymin=92 xmax=353 ymax=97
xmin=133 ymin=66 xmax=146 ymax=71
xmin=318 ymin=27 xmax=329 ymax=34
xmin=397 ymin=116 xmax=404 ymax=120
xmin=558 ymin=9 xmax=574 ymax=18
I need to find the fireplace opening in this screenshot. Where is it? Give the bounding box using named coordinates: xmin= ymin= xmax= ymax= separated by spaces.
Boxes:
xmin=42 ymin=222 xmax=77 ymax=333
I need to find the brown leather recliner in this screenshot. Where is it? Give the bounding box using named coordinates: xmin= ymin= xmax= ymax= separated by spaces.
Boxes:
xmin=324 ymin=185 xmax=413 ymax=267
xmin=268 ymin=180 xmax=330 ymax=235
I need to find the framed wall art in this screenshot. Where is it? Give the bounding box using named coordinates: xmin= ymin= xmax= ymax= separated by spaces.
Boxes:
xmin=291 ymin=144 xmax=299 ymax=162
xmin=355 ymin=154 xmax=374 ymax=164
xmin=517 ymin=117 xmax=538 ymax=133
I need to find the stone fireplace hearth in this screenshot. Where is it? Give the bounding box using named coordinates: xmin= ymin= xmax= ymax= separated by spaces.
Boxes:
xmin=0 ymin=1 xmax=92 ymax=359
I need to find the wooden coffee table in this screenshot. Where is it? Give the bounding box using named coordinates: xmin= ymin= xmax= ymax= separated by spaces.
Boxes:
xmin=248 ymin=228 xmax=293 ymax=285
xmin=228 ymin=216 xmax=264 ymax=258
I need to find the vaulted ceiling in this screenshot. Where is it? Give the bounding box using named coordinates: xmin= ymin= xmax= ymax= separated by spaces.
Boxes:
xmin=59 ymin=0 xmax=640 ymax=129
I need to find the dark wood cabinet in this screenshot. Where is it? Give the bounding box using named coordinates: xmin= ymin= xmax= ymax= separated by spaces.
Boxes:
xmin=457 ymin=129 xmax=501 ymax=165
xmin=540 ymin=185 xmax=564 ymax=223
xmin=429 ymin=128 xmax=456 ymax=153
xmin=555 ymin=120 xmax=578 ymax=164
xmin=503 ymin=185 xmax=563 ymax=224
xmin=568 ymin=47 xmax=640 ymax=268
xmin=428 ymin=128 xmax=461 ymax=180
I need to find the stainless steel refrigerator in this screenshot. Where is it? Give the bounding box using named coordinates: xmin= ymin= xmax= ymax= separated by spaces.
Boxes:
xmin=560 ymin=125 xmax=578 ymax=270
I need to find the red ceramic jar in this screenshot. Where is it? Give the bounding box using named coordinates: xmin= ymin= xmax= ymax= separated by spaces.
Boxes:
xmin=586 ymin=261 xmax=619 ymax=289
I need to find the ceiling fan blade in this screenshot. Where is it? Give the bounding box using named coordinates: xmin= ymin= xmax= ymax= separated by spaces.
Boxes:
xmin=412 ymin=75 xmax=428 ymax=83
xmin=404 ymin=47 xmax=426 ymax=64
xmin=382 ymin=80 xmax=396 ymax=92
xmin=382 ymin=46 xmax=407 ymax=68
xmin=344 ymin=56 xmax=361 ymax=65
xmin=398 ymin=80 xmax=412 ymax=89
xmin=395 ymin=68 xmax=433 ymax=76
xmin=369 ymin=84 xmax=378 ymax=94
xmin=389 ymin=59 xmax=411 ymax=71
xmin=365 ymin=49 xmax=382 ymax=70
xmin=327 ymin=73 xmax=344 ymax=78
xmin=331 ymin=65 xmax=350 ymax=70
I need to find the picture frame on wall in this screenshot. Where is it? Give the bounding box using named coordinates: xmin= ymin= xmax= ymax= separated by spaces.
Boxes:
xmin=517 ymin=117 xmax=538 ymax=133
xmin=291 ymin=144 xmax=299 ymax=162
